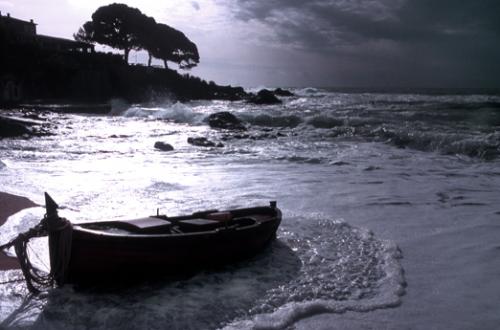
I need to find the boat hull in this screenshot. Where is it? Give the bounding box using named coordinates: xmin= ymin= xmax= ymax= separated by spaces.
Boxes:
xmin=63 ymin=207 xmax=281 ymax=285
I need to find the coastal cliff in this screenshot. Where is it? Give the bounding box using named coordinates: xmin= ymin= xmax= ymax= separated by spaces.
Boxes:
xmin=0 ymin=42 xmax=247 ymax=105
xmin=0 ymin=12 xmax=247 ymax=105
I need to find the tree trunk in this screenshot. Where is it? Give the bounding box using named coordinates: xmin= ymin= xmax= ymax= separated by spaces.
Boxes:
xmin=148 ymin=52 xmax=152 ymax=67
xmin=163 ymin=59 xmax=168 ymax=69
xmin=124 ymin=48 xmax=130 ymax=63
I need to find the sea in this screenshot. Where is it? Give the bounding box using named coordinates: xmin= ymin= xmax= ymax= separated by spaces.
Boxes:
xmin=1 ymin=87 xmax=499 ymax=329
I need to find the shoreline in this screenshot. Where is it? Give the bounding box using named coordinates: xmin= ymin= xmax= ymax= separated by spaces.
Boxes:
xmin=0 ymin=192 xmax=38 ymax=270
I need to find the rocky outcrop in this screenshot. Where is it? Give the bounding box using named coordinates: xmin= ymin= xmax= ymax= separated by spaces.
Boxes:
xmin=0 ymin=116 xmax=31 ymax=137
xmin=248 ymin=89 xmax=282 ymax=105
xmin=207 ymin=112 xmax=246 ymax=131
xmin=154 ymin=141 xmax=174 ymax=151
xmin=273 ymin=88 xmax=294 ymax=97
xmin=0 ymin=114 xmax=49 ymax=138
xmin=187 ymin=137 xmax=224 ymax=148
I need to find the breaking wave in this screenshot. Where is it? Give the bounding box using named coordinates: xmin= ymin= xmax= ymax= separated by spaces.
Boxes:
xmin=122 ymin=102 xmax=204 ymax=124
xmin=235 ymin=93 xmax=500 ymax=159
xmin=368 ymin=127 xmax=500 ymax=160
xmin=294 ymin=87 xmax=330 ymax=97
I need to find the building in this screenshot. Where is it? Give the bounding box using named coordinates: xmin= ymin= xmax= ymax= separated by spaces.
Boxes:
xmin=0 ymin=11 xmax=37 ymax=43
xmin=1 ymin=12 xmax=95 ymax=103
xmin=0 ymin=11 xmax=94 ymax=53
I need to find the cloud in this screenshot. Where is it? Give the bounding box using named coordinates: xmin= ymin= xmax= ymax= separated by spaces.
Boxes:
xmin=219 ymin=0 xmax=500 ymax=87
xmin=224 ymin=0 xmax=500 ymax=49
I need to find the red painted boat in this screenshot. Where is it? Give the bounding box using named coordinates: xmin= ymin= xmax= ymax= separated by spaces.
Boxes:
xmin=44 ymin=194 xmax=282 ymax=286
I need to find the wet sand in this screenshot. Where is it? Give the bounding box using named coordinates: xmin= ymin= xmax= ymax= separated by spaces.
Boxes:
xmin=0 ymin=192 xmax=37 ymax=270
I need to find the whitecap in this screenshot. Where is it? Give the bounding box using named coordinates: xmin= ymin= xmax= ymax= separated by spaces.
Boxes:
xmin=122 ymin=102 xmax=204 ymax=124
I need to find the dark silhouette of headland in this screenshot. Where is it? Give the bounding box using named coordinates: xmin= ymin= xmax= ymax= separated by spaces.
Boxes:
xmin=0 ymin=4 xmax=295 ymax=138
xmin=0 ymin=5 xmax=250 ymax=106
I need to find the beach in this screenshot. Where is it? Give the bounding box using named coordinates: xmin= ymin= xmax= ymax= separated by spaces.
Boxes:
xmin=0 ymin=192 xmax=37 ymax=270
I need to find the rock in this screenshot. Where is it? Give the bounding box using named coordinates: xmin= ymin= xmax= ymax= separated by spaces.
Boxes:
xmin=273 ymin=88 xmax=294 ymax=97
xmin=208 ymin=112 xmax=246 ymax=131
xmin=248 ymin=89 xmax=282 ymax=105
xmin=154 ymin=141 xmax=174 ymax=151
xmin=0 ymin=115 xmax=35 ymax=138
xmin=187 ymin=137 xmax=224 ymax=148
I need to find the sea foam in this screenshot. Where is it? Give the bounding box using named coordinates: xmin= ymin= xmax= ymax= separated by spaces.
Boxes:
xmin=222 ymin=218 xmax=406 ymax=330
xmin=122 ymin=102 xmax=204 ymax=124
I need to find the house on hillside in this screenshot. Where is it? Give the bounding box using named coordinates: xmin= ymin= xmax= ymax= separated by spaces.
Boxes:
xmin=0 ymin=11 xmax=94 ymax=53
xmin=1 ymin=12 xmax=96 ymax=103
xmin=0 ymin=11 xmax=37 ymax=43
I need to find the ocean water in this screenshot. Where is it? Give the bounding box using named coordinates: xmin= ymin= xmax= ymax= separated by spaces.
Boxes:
xmin=1 ymin=88 xmax=500 ymax=329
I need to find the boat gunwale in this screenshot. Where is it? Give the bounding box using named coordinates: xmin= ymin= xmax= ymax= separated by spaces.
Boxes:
xmin=72 ymin=212 xmax=281 ymax=239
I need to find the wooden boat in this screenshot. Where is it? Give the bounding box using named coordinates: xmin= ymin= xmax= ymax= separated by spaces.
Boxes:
xmin=44 ymin=194 xmax=282 ymax=286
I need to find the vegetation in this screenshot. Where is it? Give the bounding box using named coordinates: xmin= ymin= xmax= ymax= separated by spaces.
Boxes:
xmin=147 ymin=23 xmax=199 ymax=69
xmin=74 ymin=3 xmax=199 ymax=70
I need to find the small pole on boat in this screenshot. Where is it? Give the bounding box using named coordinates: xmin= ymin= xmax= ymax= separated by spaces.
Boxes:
xmin=270 ymin=201 xmax=277 ymax=209
xmin=45 ymin=192 xmax=59 ymax=218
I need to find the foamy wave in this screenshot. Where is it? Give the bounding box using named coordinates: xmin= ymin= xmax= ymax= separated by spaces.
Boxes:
xmin=294 ymin=87 xmax=330 ymax=97
xmin=222 ymin=219 xmax=405 ymax=330
xmin=372 ymin=127 xmax=500 ymax=160
xmin=295 ymin=113 xmax=500 ymax=160
xmin=122 ymin=102 xmax=204 ymax=124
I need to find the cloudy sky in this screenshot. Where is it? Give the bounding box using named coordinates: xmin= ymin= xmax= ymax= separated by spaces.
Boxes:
xmin=2 ymin=0 xmax=499 ymax=88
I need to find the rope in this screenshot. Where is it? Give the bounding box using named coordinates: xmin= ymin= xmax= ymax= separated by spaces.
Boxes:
xmin=48 ymin=219 xmax=72 ymax=286
xmin=0 ymin=215 xmax=73 ymax=294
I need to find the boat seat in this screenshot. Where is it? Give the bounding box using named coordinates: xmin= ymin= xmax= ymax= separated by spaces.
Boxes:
xmin=120 ymin=217 xmax=172 ymax=233
xmin=122 ymin=217 xmax=224 ymax=233
xmin=176 ymin=219 xmax=225 ymax=232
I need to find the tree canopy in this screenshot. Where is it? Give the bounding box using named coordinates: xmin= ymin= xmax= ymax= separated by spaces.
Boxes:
xmin=148 ymin=24 xmax=199 ymax=69
xmin=74 ymin=3 xmax=199 ymax=69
